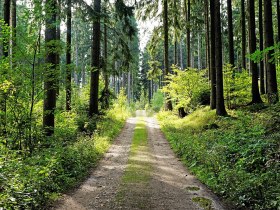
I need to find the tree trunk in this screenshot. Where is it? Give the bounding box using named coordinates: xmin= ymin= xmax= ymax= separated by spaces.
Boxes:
xmin=205 ymin=0 xmax=210 ymax=73
xmin=103 ymin=22 xmax=109 ymax=109
xmin=210 ymin=0 xmax=216 ymax=109
xmin=163 ymin=0 xmax=172 ymax=110
xmin=248 ymin=0 xmax=262 ymax=104
xmin=227 ymin=0 xmax=234 ymax=66
xmin=89 ymin=0 xmax=101 ymax=116
xmin=259 ymin=0 xmax=265 ymax=94
xmin=241 ymin=0 xmax=246 ymax=70
xmin=56 ymin=0 xmax=61 ymax=96
xmin=214 ymin=0 xmax=227 ymax=116
xmin=277 ymin=0 xmax=280 ymax=42
xmin=187 ymin=0 xmax=191 ymax=67
xmin=43 ymin=0 xmax=57 ymax=136
xmin=264 ymin=0 xmax=279 ymax=103
xmin=11 ymin=0 xmax=16 ymax=63
xmin=66 ymin=0 xmax=71 ymax=111
xmin=3 ymin=0 xmax=10 ymax=57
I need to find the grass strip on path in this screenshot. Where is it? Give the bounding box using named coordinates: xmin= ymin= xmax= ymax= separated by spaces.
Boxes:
xmin=116 ymin=117 xmax=153 ymax=209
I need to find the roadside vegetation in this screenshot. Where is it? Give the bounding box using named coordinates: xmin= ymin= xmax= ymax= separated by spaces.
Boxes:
xmin=0 ymin=90 xmax=130 ymax=209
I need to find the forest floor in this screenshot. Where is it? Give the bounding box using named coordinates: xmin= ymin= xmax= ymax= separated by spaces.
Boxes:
xmin=50 ymin=111 xmax=227 ymax=210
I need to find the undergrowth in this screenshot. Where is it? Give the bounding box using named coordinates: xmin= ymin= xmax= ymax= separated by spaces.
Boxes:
xmin=157 ymin=106 xmax=280 ymax=210
xmin=0 ymin=106 xmax=129 ymax=209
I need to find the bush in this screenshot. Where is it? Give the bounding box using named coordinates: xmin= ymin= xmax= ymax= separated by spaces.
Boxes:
xmin=151 ymin=90 xmax=164 ymax=112
xmin=162 ymin=66 xmax=210 ymax=113
xmin=157 ymin=107 xmax=280 ymax=210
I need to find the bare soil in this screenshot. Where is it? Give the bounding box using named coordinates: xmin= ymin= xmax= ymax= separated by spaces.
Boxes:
xmin=51 ymin=111 xmax=228 ymax=210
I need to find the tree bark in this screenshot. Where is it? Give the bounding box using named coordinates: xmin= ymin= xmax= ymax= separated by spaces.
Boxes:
xmin=227 ymin=0 xmax=234 ymax=66
xmin=187 ymin=0 xmax=191 ymax=67
xmin=264 ymin=0 xmax=279 ymax=103
xmin=66 ymin=0 xmax=71 ymax=111
xmin=248 ymin=0 xmax=262 ymax=104
xmin=241 ymin=0 xmax=246 ymax=70
xmin=214 ymin=0 xmax=227 ymax=116
xmin=210 ymin=0 xmax=216 ymax=109
xmin=3 ymin=0 xmax=10 ymax=57
xmin=205 ymin=0 xmax=210 ymax=73
xmin=163 ymin=0 xmax=172 ymax=111
xmin=11 ymin=0 xmax=16 ymax=61
xmin=277 ymin=0 xmax=280 ymax=42
xmin=56 ymin=0 xmax=61 ymax=96
xmin=259 ymin=0 xmax=265 ymax=94
xmin=43 ymin=0 xmax=57 ymax=136
xmin=89 ymin=0 xmax=101 ymax=116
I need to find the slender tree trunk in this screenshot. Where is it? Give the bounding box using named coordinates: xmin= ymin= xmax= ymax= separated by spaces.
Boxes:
xmin=103 ymin=22 xmax=109 ymax=109
xmin=66 ymin=0 xmax=71 ymax=111
xmin=205 ymin=0 xmax=210 ymax=73
xmin=277 ymin=0 xmax=280 ymax=42
xmin=248 ymin=0 xmax=262 ymax=104
xmin=227 ymin=0 xmax=234 ymax=66
xmin=3 ymin=0 xmax=10 ymax=57
xmin=56 ymin=0 xmax=61 ymax=96
xmin=210 ymin=0 xmax=216 ymax=109
xmin=264 ymin=0 xmax=279 ymax=103
xmin=43 ymin=0 xmax=57 ymax=136
xmin=163 ymin=0 xmax=172 ymax=110
xmin=241 ymin=0 xmax=246 ymax=70
xmin=259 ymin=0 xmax=265 ymax=94
xmin=11 ymin=0 xmax=16 ymax=63
xmin=180 ymin=40 xmax=183 ymax=69
xmin=187 ymin=0 xmax=191 ymax=67
xmin=214 ymin=0 xmax=227 ymax=116
xmin=89 ymin=0 xmax=101 ymax=116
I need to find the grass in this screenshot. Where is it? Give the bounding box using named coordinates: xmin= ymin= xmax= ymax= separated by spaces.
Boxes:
xmin=185 ymin=186 xmax=200 ymax=191
xmin=0 ymin=107 xmax=128 ymax=209
xmin=117 ymin=117 xmax=153 ymax=207
xmin=157 ymin=105 xmax=280 ymax=210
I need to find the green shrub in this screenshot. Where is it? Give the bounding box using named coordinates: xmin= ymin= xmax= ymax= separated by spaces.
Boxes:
xmin=157 ymin=107 xmax=280 ymax=210
xmin=162 ymin=67 xmax=210 ymax=113
xmin=151 ymin=90 xmax=164 ymax=112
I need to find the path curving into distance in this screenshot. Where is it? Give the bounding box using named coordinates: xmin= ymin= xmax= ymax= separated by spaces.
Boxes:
xmin=51 ymin=111 xmax=228 ymax=210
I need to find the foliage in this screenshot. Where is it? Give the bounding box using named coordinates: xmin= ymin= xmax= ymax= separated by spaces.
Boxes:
xmin=150 ymin=90 xmax=164 ymax=112
xmin=157 ymin=106 xmax=280 ymax=210
xmin=162 ymin=66 xmax=210 ymax=112
xmin=0 ymin=101 xmax=129 ymax=209
xmin=223 ymin=64 xmax=251 ymax=108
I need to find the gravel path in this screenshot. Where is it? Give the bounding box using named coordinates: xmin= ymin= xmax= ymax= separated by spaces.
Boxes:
xmin=51 ymin=112 xmax=228 ymax=210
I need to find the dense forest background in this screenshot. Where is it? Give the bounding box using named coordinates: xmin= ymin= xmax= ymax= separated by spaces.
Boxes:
xmin=0 ymin=0 xmax=279 ymax=209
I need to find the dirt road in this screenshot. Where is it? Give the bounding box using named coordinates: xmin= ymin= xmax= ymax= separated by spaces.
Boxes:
xmin=52 ymin=112 xmax=227 ymax=210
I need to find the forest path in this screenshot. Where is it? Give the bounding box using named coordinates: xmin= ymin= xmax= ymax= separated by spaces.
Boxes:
xmin=51 ymin=111 xmax=227 ymax=210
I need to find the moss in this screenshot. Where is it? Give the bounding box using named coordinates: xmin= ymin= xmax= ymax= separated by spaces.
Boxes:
xmin=185 ymin=186 xmax=200 ymax=191
xmin=192 ymin=197 xmax=213 ymax=210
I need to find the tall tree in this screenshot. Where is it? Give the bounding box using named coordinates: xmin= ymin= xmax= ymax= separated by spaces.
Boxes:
xmin=43 ymin=0 xmax=57 ymax=136
xmin=241 ymin=0 xmax=246 ymax=70
xmin=163 ymin=0 xmax=172 ymax=110
xmin=205 ymin=0 xmax=210 ymax=72
xmin=3 ymin=0 xmax=10 ymax=57
xmin=56 ymin=0 xmax=61 ymax=96
xmin=259 ymin=0 xmax=265 ymax=94
xmin=214 ymin=0 xmax=227 ymax=116
xmin=227 ymin=0 xmax=234 ymax=66
xmin=210 ymin=0 xmax=216 ymax=109
xmin=89 ymin=0 xmax=101 ymax=116
xmin=277 ymin=0 xmax=280 ymax=42
xmin=264 ymin=0 xmax=279 ymax=103
xmin=248 ymin=0 xmax=262 ymax=103
xmin=186 ymin=0 xmax=191 ymax=67
xmin=11 ymin=0 xmax=16 ymax=59
xmin=66 ymin=0 xmax=72 ymax=111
